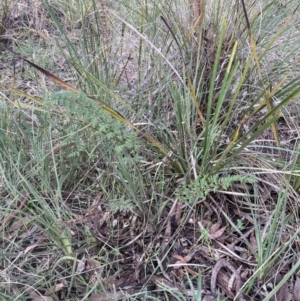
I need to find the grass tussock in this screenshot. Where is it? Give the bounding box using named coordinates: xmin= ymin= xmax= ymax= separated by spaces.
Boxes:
xmin=1 ymin=0 xmax=300 ymax=300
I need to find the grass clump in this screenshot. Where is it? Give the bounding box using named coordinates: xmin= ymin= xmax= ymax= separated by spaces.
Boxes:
xmin=1 ymin=0 xmax=300 ymax=300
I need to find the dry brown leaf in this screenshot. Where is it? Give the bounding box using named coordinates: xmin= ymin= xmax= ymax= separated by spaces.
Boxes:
xmin=209 ymin=220 xmax=222 ymax=234
xmin=241 ymin=269 xmax=250 ymax=280
xmin=294 ymin=276 xmax=300 ymax=301
xmin=175 ymin=200 xmax=183 ymax=225
xmin=272 ymin=282 xmax=292 ymax=301
xmin=24 ymin=244 xmax=39 ymax=254
xmin=45 ymin=283 xmax=65 ymax=295
xmin=165 ymin=216 xmax=172 ymax=241
xmin=76 ymin=255 xmax=86 ymax=274
xmin=250 ymin=234 xmax=257 ymax=251
xmin=152 ymin=275 xmax=174 ymax=287
xmin=171 ymin=254 xmax=199 ymax=276
xmin=228 ymin=271 xmax=236 ymax=292
xmin=210 ymin=225 xmax=227 ymax=239
xmin=201 ymin=219 xmax=211 ymax=227
xmin=85 ymin=259 xmax=104 ymax=284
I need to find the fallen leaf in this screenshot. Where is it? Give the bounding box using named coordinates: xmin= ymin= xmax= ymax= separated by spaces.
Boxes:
xmin=24 ymin=244 xmax=39 ymax=254
xmin=210 ymin=226 xmax=226 ymax=239
xmin=250 ymin=234 xmax=257 ymax=251
xmin=294 ymin=276 xmax=300 ymax=301
xmin=45 ymin=283 xmax=65 ymax=295
xmin=209 ymin=220 xmax=222 ymax=234
xmin=272 ymin=282 xmax=292 ymax=301
xmin=76 ymin=255 xmax=86 ymax=274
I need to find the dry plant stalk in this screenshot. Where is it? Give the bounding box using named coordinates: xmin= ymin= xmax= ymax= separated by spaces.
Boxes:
xmin=98 ymin=0 xmax=110 ymax=59
xmin=191 ymin=0 xmax=204 ymax=46
xmin=192 ymin=0 xmax=201 ymax=22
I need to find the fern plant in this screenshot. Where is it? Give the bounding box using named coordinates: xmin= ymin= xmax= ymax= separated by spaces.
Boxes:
xmin=44 ymin=90 xmax=142 ymax=157
xmin=175 ymin=174 xmax=257 ymax=203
